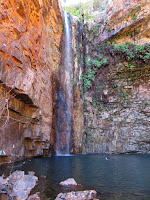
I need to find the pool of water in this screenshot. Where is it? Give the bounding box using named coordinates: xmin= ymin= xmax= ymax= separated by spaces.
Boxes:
xmin=0 ymin=154 xmax=150 ymax=200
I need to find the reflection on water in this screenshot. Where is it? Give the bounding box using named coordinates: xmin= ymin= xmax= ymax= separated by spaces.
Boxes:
xmin=0 ymin=154 xmax=150 ymax=200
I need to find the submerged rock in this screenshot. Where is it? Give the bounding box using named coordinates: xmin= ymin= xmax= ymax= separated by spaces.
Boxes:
xmin=59 ymin=178 xmax=78 ymax=186
xmin=55 ymin=190 xmax=98 ymax=200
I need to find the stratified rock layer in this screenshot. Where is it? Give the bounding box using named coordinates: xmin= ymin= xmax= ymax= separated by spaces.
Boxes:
xmin=0 ymin=0 xmax=63 ymax=163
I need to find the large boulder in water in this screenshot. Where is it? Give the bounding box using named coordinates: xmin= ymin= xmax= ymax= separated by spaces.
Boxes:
xmin=59 ymin=178 xmax=78 ymax=186
xmin=55 ymin=190 xmax=98 ymax=200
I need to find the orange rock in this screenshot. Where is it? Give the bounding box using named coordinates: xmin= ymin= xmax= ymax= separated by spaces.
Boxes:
xmin=0 ymin=0 xmax=63 ymax=163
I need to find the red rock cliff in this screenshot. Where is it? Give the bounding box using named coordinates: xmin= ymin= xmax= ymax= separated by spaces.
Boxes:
xmin=0 ymin=0 xmax=63 ymax=163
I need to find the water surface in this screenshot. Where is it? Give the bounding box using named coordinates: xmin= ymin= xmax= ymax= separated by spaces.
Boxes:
xmin=0 ymin=154 xmax=150 ymax=200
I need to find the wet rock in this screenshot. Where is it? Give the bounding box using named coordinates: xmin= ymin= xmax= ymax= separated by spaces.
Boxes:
xmin=28 ymin=171 xmax=35 ymax=176
xmin=40 ymin=175 xmax=46 ymax=179
xmin=28 ymin=193 xmax=40 ymax=200
xmin=59 ymin=178 xmax=78 ymax=186
xmin=55 ymin=190 xmax=98 ymax=200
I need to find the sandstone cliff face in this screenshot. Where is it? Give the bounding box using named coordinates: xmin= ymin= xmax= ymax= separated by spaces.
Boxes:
xmin=87 ymin=0 xmax=150 ymax=44
xmin=0 ymin=0 xmax=149 ymax=161
xmin=0 ymin=0 xmax=63 ymax=163
xmin=81 ymin=0 xmax=150 ymax=154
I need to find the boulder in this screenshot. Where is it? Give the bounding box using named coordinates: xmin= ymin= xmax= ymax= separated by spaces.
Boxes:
xmin=9 ymin=171 xmax=24 ymax=183
xmin=0 ymin=176 xmax=8 ymax=185
xmin=0 ymin=171 xmax=38 ymax=200
xmin=59 ymin=178 xmax=78 ymax=186
xmin=55 ymin=190 xmax=98 ymax=200
xmin=28 ymin=171 xmax=35 ymax=176
xmin=28 ymin=194 xmax=40 ymax=200
xmin=10 ymin=174 xmax=38 ymax=200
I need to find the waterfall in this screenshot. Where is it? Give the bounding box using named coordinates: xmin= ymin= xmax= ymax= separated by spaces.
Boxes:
xmin=56 ymin=11 xmax=72 ymax=155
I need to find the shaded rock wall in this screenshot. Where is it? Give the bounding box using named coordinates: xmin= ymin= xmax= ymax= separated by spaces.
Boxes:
xmin=0 ymin=0 xmax=63 ymax=163
xmin=52 ymin=14 xmax=84 ymax=154
xmin=72 ymin=17 xmax=84 ymax=153
xmin=81 ymin=0 xmax=150 ymax=154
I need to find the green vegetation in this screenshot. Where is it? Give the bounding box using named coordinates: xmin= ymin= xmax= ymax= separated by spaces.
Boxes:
xmin=93 ymin=0 xmax=109 ymax=11
xmin=81 ymin=42 xmax=150 ymax=111
xmin=82 ymin=42 xmax=150 ymax=91
xmin=130 ymin=6 xmax=141 ymax=20
xmin=131 ymin=13 xmax=137 ymax=20
xmin=82 ymin=56 xmax=108 ymax=89
xmin=64 ymin=1 xmax=92 ymax=20
xmin=99 ymin=42 xmax=150 ymax=63
xmin=64 ymin=0 xmax=109 ymax=20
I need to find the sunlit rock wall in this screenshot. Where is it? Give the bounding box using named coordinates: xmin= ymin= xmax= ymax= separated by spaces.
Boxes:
xmin=0 ymin=0 xmax=63 ymax=163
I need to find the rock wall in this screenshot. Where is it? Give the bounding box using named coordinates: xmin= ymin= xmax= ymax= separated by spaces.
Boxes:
xmin=72 ymin=17 xmax=84 ymax=153
xmin=81 ymin=0 xmax=150 ymax=154
xmin=52 ymin=14 xmax=84 ymax=154
xmin=0 ymin=0 xmax=149 ymax=161
xmin=0 ymin=0 xmax=63 ymax=163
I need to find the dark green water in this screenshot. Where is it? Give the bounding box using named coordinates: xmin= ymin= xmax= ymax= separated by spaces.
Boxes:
xmin=0 ymin=154 xmax=150 ymax=200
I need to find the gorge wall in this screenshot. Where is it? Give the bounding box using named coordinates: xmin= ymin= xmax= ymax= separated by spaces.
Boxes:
xmin=0 ymin=0 xmax=63 ymax=163
xmin=80 ymin=0 xmax=150 ymax=153
xmin=52 ymin=13 xmax=84 ymax=154
xmin=0 ymin=0 xmax=150 ymax=164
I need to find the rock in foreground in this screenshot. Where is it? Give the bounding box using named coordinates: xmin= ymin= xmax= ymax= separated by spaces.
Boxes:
xmin=55 ymin=190 xmax=98 ymax=200
xmin=0 ymin=170 xmax=38 ymax=200
xmin=28 ymin=193 xmax=40 ymax=200
xmin=59 ymin=178 xmax=78 ymax=186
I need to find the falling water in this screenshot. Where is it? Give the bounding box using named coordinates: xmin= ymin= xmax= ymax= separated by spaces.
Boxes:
xmin=56 ymin=11 xmax=72 ymax=155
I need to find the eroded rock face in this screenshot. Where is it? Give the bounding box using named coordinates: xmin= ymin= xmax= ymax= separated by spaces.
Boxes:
xmin=87 ymin=0 xmax=150 ymax=44
xmin=0 ymin=0 xmax=63 ymax=163
xmin=81 ymin=0 xmax=150 ymax=154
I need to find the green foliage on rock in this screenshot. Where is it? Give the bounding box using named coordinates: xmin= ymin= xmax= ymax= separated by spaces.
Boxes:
xmin=82 ymin=55 xmax=108 ymax=89
xmin=99 ymin=42 xmax=150 ymax=63
xmin=82 ymin=41 xmax=150 ymax=109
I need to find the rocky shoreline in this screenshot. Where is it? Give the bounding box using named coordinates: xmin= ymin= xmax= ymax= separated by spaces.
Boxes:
xmin=0 ymin=172 xmax=99 ymax=200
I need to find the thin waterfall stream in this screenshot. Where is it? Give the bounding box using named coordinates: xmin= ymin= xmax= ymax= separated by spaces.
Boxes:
xmin=56 ymin=11 xmax=72 ymax=155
